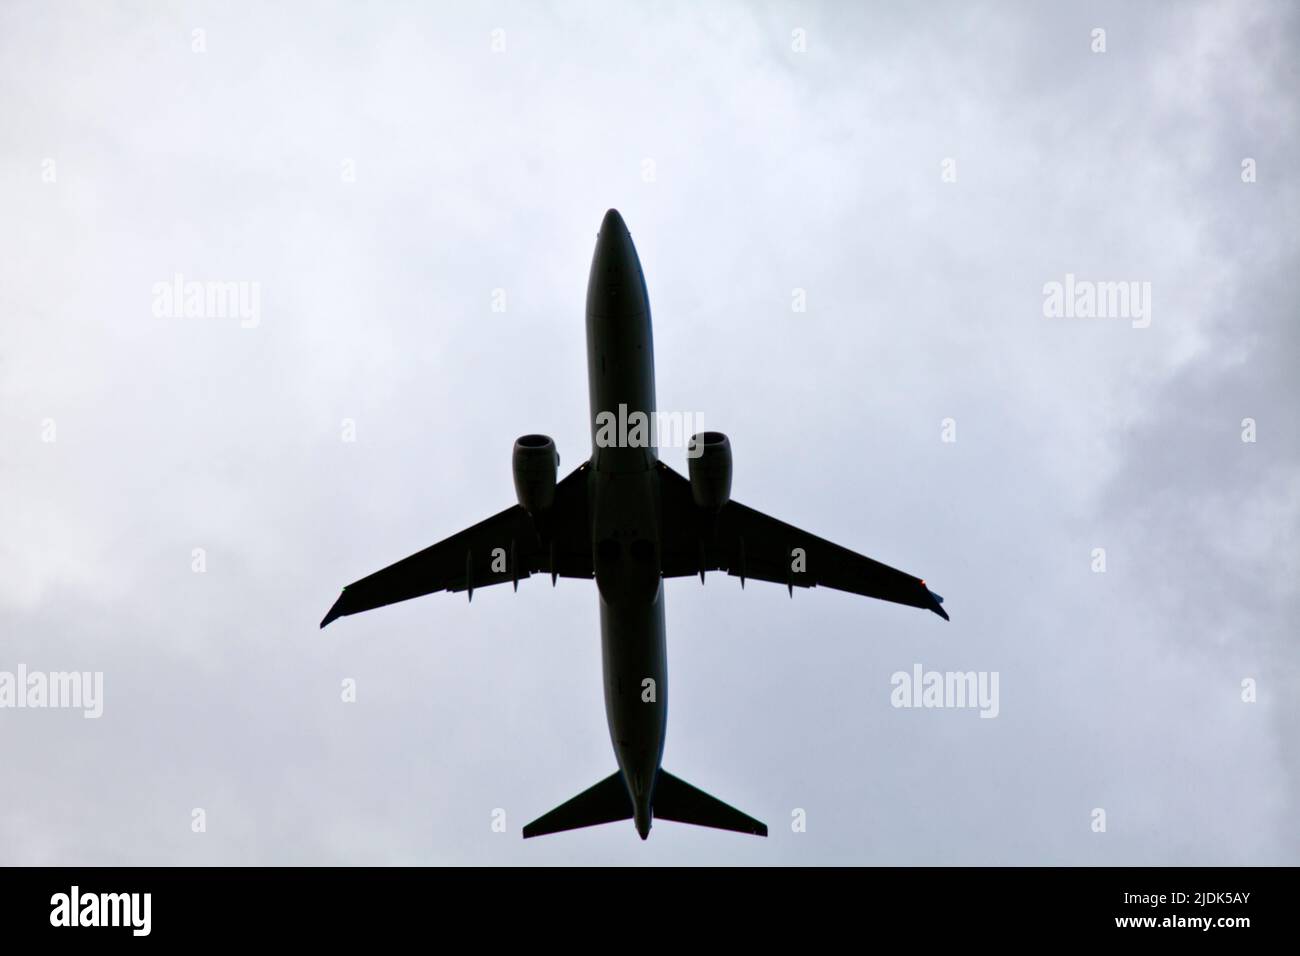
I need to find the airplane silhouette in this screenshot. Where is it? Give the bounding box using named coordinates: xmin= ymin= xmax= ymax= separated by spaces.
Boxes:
xmin=321 ymin=209 xmax=949 ymax=840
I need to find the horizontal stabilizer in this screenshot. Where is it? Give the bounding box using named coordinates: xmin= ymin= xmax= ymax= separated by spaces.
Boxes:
xmin=522 ymin=771 xmax=633 ymax=838
xmin=653 ymin=770 xmax=767 ymax=837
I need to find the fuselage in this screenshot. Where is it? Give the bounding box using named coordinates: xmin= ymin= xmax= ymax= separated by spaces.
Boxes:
xmin=585 ymin=209 xmax=666 ymax=840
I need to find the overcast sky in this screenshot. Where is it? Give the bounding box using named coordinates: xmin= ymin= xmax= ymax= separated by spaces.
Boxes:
xmin=1 ymin=0 xmax=1296 ymax=864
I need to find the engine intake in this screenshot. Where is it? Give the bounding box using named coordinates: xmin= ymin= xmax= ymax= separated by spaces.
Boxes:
xmin=687 ymin=431 xmax=732 ymax=510
xmin=513 ymin=434 xmax=559 ymax=514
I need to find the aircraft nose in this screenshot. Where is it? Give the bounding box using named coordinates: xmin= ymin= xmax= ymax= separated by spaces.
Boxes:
xmin=587 ymin=208 xmax=647 ymax=319
xmin=600 ymin=208 xmax=628 ymax=236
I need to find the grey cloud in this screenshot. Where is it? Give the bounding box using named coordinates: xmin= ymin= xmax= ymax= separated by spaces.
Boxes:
xmin=0 ymin=0 xmax=1295 ymax=863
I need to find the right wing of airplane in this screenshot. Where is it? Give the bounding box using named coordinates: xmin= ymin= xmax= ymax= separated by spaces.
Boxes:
xmin=320 ymin=464 xmax=591 ymax=627
xmin=656 ymin=462 xmax=948 ymax=619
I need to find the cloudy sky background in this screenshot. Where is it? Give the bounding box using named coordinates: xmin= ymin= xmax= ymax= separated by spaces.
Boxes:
xmin=1 ymin=0 xmax=1296 ymax=864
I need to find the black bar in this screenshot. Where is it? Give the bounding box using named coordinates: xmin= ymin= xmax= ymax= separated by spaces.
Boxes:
xmin=0 ymin=866 xmax=1285 ymax=942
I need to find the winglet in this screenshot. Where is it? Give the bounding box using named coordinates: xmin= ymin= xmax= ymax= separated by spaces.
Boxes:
xmin=320 ymin=592 xmax=347 ymax=629
xmin=923 ymin=586 xmax=949 ymax=621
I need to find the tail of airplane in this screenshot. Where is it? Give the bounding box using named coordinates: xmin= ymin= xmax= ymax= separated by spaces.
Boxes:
xmin=652 ymin=770 xmax=767 ymax=836
xmin=522 ymin=769 xmax=767 ymax=839
xmin=521 ymin=771 xmax=633 ymax=838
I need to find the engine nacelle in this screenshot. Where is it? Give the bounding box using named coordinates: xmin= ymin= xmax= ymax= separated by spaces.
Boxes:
xmin=513 ymin=434 xmax=559 ymax=514
xmin=687 ymin=431 xmax=732 ymax=510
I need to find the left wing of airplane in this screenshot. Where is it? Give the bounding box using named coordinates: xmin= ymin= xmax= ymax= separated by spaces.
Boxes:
xmin=320 ymin=464 xmax=592 ymax=627
xmin=656 ymin=462 xmax=948 ymax=619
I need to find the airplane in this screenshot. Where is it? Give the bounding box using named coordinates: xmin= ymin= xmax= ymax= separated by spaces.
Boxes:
xmin=320 ymin=209 xmax=949 ymax=841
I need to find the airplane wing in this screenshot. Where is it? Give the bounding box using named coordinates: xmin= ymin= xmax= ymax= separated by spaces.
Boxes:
xmin=656 ymin=462 xmax=948 ymax=619
xmin=320 ymin=464 xmax=592 ymax=628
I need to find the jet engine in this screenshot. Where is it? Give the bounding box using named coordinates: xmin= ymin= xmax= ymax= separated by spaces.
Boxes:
xmin=687 ymin=431 xmax=732 ymax=510
xmin=513 ymin=434 xmax=559 ymax=514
